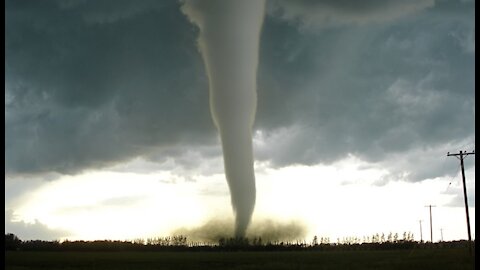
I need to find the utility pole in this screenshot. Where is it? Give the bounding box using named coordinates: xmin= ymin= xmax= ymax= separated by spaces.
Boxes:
xmin=425 ymin=205 xmax=436 ymax=242
xmin=440 ymin=228 xmax=444 ymax=242
xmin=419 ymin=220 xmax=423 ymax=243
xmin=447 ymin=150 xmax=474 ymax=254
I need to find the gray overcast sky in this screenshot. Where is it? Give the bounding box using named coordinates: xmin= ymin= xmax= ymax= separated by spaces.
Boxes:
xmin=6 ymin=0 xmax=475 ymax=182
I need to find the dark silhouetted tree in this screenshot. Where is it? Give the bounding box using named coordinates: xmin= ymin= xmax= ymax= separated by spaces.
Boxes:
xmin=5 ymin=233 xmax=22 ymax=250
xmin=312 ymin=235 xmax=318 ymax=246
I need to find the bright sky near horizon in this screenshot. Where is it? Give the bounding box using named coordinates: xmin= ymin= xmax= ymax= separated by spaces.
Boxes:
xmin=5 ymin=148 xmax=476 ymax=243
xmin=5 ymin=0 xmax=475 ymax=243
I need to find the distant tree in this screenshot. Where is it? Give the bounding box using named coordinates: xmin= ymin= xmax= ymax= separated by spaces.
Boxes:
xmin=355 ymin=237 xmax=361 ymax=244
xmin=5 ymin=233 xmax=22 ymax=250
xmin=393 ymin=233 xmax=399 ymax=243
xmin=172 ymin=235 xmax=187 ymax=246
xmin=22 ymin=239 xmax=61 ymax=251
xmin=345 ymin=237 xmax=353 ymax=245
xmin=257 ymin=236 xmax=263 ymax=246
xmin=372 ymin=233 xmax=379 ymax=243
xmin=252 ymin=236 xmax=263 ymax=246
xmin=408 ymin=232 xmax=414 ymax=242
xmin=160 ymin=236 xmax=171 ymax=246
xmin=387 ymin=232 xmax=393 ymax=243
xmin=218 ymin=237 xmax=226 ymax=247
xmin=312 ymin=235 xmax=318 ymax=246
xmin=133 ymin=238 xmax=145 ymax=245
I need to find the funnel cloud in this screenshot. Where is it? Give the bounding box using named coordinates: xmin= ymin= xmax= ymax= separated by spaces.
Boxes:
xmin=181 ymin=0 xmax=266 ymax=238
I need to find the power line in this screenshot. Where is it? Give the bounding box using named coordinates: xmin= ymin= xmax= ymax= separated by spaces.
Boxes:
xmin=447 ymin=150 xmax=474 ymax=255
xmin=445 ymin=162 xmax=462 ymax=192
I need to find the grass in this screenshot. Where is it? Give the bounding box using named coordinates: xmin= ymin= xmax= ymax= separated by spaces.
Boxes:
xmin=5 ymin=248 xmax=474 ymax=270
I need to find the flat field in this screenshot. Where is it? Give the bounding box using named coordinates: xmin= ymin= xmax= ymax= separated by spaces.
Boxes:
xmin=5 ymin=248 xmax=474 ymax=270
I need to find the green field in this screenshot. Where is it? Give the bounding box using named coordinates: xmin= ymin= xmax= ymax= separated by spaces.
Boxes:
xmin=5 ymin=248 xmax=474 ymax=270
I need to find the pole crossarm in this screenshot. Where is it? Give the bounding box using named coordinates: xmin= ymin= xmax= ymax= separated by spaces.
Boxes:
xmin=447 ymin=150 xmax=475 ymax=159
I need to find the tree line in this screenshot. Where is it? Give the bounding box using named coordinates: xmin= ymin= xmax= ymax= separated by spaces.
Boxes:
xmin=5 ymin=233 xmax=474 ymax=252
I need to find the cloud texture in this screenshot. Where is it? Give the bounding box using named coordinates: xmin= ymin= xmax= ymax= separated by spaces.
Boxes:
xmin=5 ymin=0 xmax=475 ymax=183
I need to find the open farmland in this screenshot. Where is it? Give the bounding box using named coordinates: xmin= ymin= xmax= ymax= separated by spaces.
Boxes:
xmin=5 ymin=248 xmax=474 ymax=270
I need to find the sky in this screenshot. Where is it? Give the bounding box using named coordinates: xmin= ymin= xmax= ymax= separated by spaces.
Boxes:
xmin=5 ymin=0 xmax=475 ymax=243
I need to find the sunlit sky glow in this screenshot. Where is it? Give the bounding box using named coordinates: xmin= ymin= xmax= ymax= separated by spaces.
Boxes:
xmin=5 ymin=0 xmax=475 ymax=243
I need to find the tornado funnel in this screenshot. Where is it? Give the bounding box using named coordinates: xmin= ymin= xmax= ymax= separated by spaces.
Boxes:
xmin=181 ymin=0 xmax=266 ymax=238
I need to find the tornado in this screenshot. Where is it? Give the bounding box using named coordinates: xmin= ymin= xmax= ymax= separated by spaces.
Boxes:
xmin=181 ymin=0 xmax=265 ymax=238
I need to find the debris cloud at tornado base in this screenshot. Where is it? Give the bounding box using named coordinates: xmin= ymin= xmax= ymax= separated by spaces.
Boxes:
xmin=173 ymin=218 xmax=307 ymax=244
xmin=181 ymin=0 xmax=266 ymax=238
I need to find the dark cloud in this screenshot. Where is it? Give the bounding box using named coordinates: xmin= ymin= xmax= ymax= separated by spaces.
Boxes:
xmin=266 ymin=0 xmax=435 ymax=28
xmin=5 ymin=0 xmax=475 ymax=183
xmin=254 ymin=0 xmax=475 ymax=181
xmin=6 ymin=0 xmax=214 ymax=175
xmin=56 ymin=0 xmax=167 ymax=24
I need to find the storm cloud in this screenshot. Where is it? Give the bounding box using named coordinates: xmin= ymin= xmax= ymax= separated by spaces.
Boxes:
xmin=267 ymin=0 xmax=435 ymax=28
xmin=6 ymin=0 xmax=475 ymax=183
